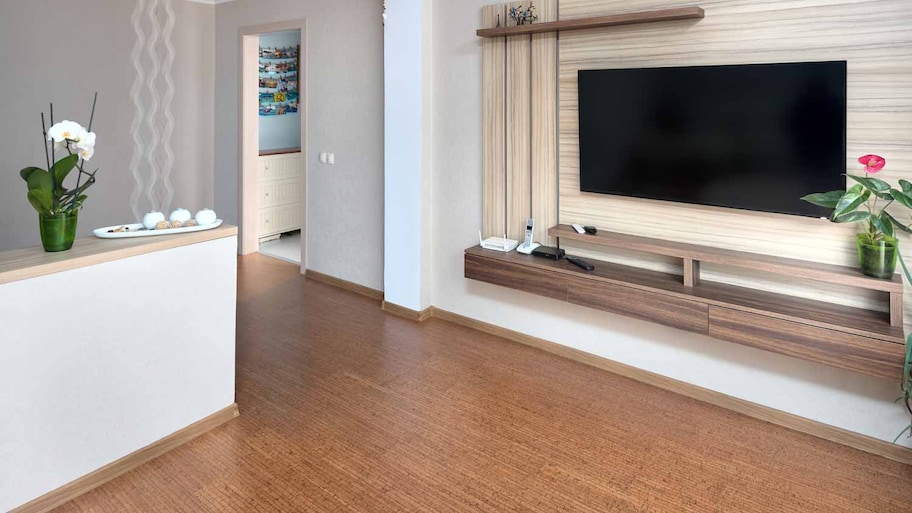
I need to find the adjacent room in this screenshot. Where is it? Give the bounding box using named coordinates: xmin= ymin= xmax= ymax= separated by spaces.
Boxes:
xmin=1 ymin=0 xmax=911 ymax=512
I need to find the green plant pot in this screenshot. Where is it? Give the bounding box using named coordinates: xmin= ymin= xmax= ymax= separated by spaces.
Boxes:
xmin=856 ymin=233 xmax=898 ymax=279
xmin=39 ymin=211 xmax=78 ymax=252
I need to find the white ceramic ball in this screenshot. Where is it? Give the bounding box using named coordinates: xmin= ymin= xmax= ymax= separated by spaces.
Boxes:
xmin=195 ymin=208 xmax=217 ymax=226
xmin=142 ymin=211 xmax=166 ymax=230
xmin=169 ymin=208 xmax=192 ymax=224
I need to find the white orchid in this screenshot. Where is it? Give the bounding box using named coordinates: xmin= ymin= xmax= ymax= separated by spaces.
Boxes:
xmin=77 ymin=145 xmax=95 ymax=161
xmin=47 ymin=120 xmax=88 ymax=150
xmin=75 ymin=131 xmax=96 ymax=161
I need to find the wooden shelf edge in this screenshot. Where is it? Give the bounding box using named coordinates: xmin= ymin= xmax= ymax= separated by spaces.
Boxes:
xmin=476 ymin=6 xmax=704 ymax=38
xmin=549 ymin=225 xmax=904 ymax=294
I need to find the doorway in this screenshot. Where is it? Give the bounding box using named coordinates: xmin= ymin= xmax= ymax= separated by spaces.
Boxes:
xmin=238 ymin=20 xmax=307 ymax=272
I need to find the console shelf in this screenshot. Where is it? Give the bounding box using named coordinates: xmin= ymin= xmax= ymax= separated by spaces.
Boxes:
xmin=465 ymin=231 xmax=907 ymax=380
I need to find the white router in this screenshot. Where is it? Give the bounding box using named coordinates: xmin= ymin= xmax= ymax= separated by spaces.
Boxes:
xmin=479 ymin=231 xmax=518 ymax=252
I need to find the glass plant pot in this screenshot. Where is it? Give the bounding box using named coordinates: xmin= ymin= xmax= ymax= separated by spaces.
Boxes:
xmin=856 ymin=233 xmax=898 ymax=279
xmin=39 ymin=211 xmax=78 ymax=252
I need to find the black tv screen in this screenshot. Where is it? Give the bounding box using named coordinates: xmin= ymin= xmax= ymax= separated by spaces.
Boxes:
xmin=578 ymin=61 xmax=847 ymax=218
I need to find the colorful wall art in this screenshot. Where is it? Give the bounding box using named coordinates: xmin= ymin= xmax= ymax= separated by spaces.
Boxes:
xmin=258 ymin=44 xmax=300 ymax=116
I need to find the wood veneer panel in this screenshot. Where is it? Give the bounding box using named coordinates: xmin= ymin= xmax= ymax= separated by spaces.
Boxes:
xmin=506 ymin=1 xmax=532 ymax=241
xmin=466 ymin=252 xmax=568 ymax=301
xmin=465 ymin=246 xmax=904 ymax=344
xmin=531 ymin=0 xmax=558 ymax=246
xmin=482 ymin=4 xmax=506 ymax=238
xmin=550 ymin=225 xmax=904 ymax=294
xmin=709 ymin=307 xmax=906 ymax=381
xmin=476 ymin=6 xmax=705 ymax=37
xmin=569 ymin=277 xmax=709 ymax=333
xmin=557 ymin=0 xmax=912 ymax=322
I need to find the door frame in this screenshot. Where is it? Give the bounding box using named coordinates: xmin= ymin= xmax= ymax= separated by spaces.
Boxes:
xmin=237 ymin=19 xmax=308 ymax=273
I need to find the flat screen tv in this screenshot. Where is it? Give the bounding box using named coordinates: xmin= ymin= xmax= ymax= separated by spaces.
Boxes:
xmin=578 ymin=61 xmax=847 ymax=218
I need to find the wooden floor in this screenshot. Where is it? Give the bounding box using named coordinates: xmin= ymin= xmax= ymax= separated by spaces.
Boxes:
xmin=55 ymin=254 xmax=912 ymax=512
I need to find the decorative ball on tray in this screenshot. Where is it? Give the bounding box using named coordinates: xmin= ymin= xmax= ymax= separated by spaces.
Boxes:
xmin=95 ymin=207 xmax=221 ymax=238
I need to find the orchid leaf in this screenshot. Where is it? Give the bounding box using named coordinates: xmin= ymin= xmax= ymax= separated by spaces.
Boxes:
xmin=890 ymin=189 xmax=912 ymax=209
xmin=27 ymin=189 xmax=53 ymax=214
xmin=25 ymin=168 xmax=52 ymax=193
xmin=846 ymin=174 xmax=890 ymax=193
xmin=20 ymin=166 xmax=44 ymax=182
xmin=51 ymin=154 xmax=79 ymax=186
xmin=884 ymin=212 xmax=912 ymax=234
xmin=900 ymin=179 xmax=912 ymax=194
xmin=871 ymin=213 xmax=894 ymax=238
xmin=832 ymin=210 xmax=870 ymax=223
xmin=831 ymin=191 xmax=868 ymax=219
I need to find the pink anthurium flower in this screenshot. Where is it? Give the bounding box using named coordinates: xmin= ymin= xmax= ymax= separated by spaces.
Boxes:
xmin=858 ymin=154 xmax=886 ymax=173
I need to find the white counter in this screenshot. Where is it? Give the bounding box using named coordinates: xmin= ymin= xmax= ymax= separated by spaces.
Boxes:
xmin=0 ymin=226 xmax=238 ymax=511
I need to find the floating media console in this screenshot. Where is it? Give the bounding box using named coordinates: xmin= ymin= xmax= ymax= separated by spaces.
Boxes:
xmin=465 ymin=225 xmax=907 ymax=381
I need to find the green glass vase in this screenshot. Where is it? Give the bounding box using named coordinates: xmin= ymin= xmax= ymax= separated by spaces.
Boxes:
xmin=856 ymin=233 xmax=897 ymax=279
xmin=39 ymin=211 xmax=78 ymax=252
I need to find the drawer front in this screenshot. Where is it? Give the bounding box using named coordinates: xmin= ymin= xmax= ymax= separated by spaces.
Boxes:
xmin=465 ymin=254 xmax=568 ymax=301
xmin=569 ymin=278 xmax=708 ymax=333
xmin=259 ymin=153 xmax=302 ymax=182
xmin=259 ymin=203 xmax=302 ymax=237
xmin=260 ymin=178 xmax=302 ymax=208
xmin=708 ymin=307 xmax=904 ymax=380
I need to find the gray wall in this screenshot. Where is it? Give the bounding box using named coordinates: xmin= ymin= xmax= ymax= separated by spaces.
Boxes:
xmin=215 ymin=0 xmax=384 ymax=291
xmin=0 ymin=0 xmax=215 ymax=252
xmin=258 ymin=29 xmax=302 ymax=152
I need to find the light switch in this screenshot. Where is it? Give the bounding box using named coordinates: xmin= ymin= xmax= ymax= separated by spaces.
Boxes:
xmin=327 ymin=153 xmax=335 ymax=165
xmin=319 ymin=152 xmax=327 ymax=164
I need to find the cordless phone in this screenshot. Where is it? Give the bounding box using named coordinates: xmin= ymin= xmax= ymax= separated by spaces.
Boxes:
xmin=516 ymin=218 xmax=541 ymax=255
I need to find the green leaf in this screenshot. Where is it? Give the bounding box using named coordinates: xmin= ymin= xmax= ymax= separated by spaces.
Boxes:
xmin=871 ymin=213 xmax=894 ymax=238
xmin=846 ymin=174 xmax=890 ymax=193
xmin=51 ymin=154 xmax=79 ymax=186
xmin=27 ymin=189 xmax=53 ymax=214
xmin=25 ymin=168 xmax=52 ymax=193
xmin=890 ymin=189 xmax=912 ymax=209
xmin=800 ymin=190 xmax=844 ymax=209
xmin=884 ymin=212 xmax=912 ymax=234
xmin=900 ymin=179 xmax=912 ymax=194
xmin=20 ymin=166 xmax=44 ymax=182
xmin=832 ymin=210 xmax=871 ymax=223
xmin=831 ymin=191 xmax=868 ymax=219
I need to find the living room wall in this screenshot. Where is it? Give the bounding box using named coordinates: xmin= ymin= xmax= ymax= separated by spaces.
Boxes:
xmin=214 ymin=0 xmax=385 ymax=291
xmin=431 ymin=0 xmax=912 ymax=446
xmin=0 ymin=0 xmax=215 ymax=252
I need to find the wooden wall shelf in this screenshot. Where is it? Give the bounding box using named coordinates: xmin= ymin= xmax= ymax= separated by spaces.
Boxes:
xmin=464 ymin=226 xmax=908 ymax=381
xmin=476 ymin=7 xmax=705 ymax=38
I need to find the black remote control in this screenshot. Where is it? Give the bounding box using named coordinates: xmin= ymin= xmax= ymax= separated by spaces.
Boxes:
xmin=566 ymin=256 xmax=594 ymax=271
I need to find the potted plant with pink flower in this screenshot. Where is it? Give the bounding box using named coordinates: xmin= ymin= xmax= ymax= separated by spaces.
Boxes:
xmin=802 ymin=154 xmax=911 ymax=279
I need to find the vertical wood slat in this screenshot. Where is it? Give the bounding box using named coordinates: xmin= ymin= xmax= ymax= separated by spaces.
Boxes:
xmin=482 ymin=4 xmax=506 ymax=238
xmin=684 ymin=258 xmax=701 ymax=287
xmin=531 ymin=0 xmax=558 ymax=246
xmin=506 ymin=1 xmax=531 ymax=242
xmin=890 ymin=291 xmax=903 ymax=328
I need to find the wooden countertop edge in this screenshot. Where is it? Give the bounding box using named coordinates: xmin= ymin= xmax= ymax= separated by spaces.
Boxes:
xmin=0 ymin=225 xmax=238 ymax=286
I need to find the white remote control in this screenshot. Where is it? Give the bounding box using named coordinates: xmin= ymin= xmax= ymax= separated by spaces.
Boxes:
xmin=572 ymin=223 xmax=586 ymax=234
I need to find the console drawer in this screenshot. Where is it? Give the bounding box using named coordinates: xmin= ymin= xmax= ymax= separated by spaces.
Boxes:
xmin=568 ymin=277 xmax=708 ymax=333
xmin=708 ymin=307 xmax=905 ymax=380
xmin=465 ymin=254 xmax=568 ymax=301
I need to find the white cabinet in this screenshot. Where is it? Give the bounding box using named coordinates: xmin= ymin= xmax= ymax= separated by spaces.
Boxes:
xmin=258 ymin=151 xmax=302 ymax=239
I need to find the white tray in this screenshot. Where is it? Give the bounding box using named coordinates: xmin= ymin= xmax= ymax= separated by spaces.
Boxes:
xmin=93 ymin=220 xmax=223 ymax=239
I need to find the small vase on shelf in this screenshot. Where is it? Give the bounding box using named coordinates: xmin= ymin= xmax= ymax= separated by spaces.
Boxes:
xmin=39 ymin=211 xmax=78 ymax=252
xmin=856 ymin=233 xmax=898 ymax=279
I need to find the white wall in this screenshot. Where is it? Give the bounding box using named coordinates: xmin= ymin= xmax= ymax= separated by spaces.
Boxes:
xmin=215 ymin=0 xmax=385 ymax=291
xmin=258 ymin=29 xmax=302 ymax=152
xmin=0 ymin=236 xmax=237 ymax=511
xmin=428 ymin=0 xmax=912 ymax=446
xmin=0 ymin=0 xmax=215 ymax=252
xmin=384 ymin=0 xmax=433 ymax=310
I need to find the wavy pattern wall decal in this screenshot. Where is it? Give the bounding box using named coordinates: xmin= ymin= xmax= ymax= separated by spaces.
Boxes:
xmin=128 ymin=0 xmax=177 ymax=219
xmin=160 ymin=0 xmax=177 ymax=214
xmin=128 ymin=0 xmax=147 ymax=222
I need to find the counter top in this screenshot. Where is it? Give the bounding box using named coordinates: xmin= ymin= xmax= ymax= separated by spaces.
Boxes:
xmin=0 ymin=224 xmax=237 ymax=286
